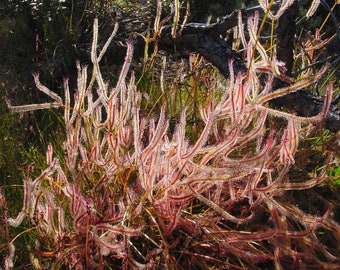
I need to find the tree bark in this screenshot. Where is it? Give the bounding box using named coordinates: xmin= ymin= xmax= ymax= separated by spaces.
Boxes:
xmin=155 ymin=6 xmax=340 ymax=132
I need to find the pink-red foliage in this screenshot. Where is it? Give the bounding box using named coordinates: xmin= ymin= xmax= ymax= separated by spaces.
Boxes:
xmin=4 ymin=12 xmax=339 ymax=269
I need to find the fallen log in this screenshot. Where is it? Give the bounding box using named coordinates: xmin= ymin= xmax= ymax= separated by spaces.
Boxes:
xmin=156 ymin=7 xmax=340 ymax=132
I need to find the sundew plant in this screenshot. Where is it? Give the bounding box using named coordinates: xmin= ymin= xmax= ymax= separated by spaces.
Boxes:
xmin=1 ymin=1 xmax=339 ymax=269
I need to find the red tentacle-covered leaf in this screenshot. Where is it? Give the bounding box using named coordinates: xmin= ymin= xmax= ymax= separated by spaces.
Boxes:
xmin=182 ymin=102 xmax=214 ymax=159
xmin=279 ymin=118 xmax=298 ymax=166
xmin=94 ymin=223 xmax=141 ymax=236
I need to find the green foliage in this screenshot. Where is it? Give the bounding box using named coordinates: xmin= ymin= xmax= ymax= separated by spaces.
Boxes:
xmin=190 ymin=0 xmax=246 ymax=22
xmin=328 ymin=165 xmax=340 ymax=185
